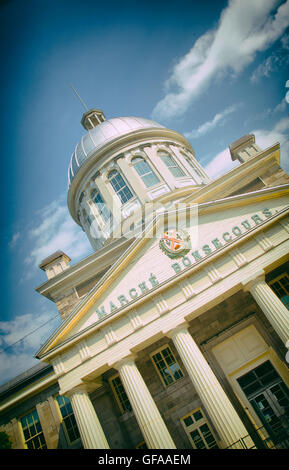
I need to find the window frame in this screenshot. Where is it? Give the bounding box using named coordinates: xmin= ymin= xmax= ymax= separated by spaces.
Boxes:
xmin=158 ymin=151 xmax=187 ymax=178
xmin=180 ymin=150 xmax=204 ymax=180
xmin=54 ymin=394 xmax=81 ymax=446
xmin=180 ymin=407 xmax=219 ymax=449
xmin=19 ymin=408 xmax=47 ymax=449
xmin=108 ymin=169 xmax=134 ymax=204
xmin=90 ymin=188 xmax=111 ymax=223
xmin=268 ymin=273 xmax=289 ymax=310
xmin=136 ymin=440 xmax=147 ymax=449
xmin=131 ymin=156 xmax=161 ymax=188
xmin=150 ymin=344 xmax=184 ymax=388
xmin=109 ymin=373 xmax=132 ymax=414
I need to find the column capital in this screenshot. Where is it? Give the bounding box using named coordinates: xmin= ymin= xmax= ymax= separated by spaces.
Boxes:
xmin=163 ymin=321 xmax=190 ymax=339
xmin=63 ymin=380 xmax=102 ymax=398
xmin=110 ymin=353 xmax=138 ymax=371
xmin=68 ymin=382 xmax=110 ymax=449
xmin=241 ymin=269 xmax=265 ymax=292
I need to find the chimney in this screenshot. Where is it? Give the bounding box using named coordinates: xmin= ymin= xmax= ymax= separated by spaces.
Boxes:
xmin=39 ymin=251 xmax=71 ymax=280
xmin=229 ymin=134 xmax=261 ymax=163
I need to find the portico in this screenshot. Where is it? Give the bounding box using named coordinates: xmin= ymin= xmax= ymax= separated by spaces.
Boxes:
xmin=34 ymin=187 xmax=289 ymax=449
xmin=55 ymin=276 xmax=289 ymax=450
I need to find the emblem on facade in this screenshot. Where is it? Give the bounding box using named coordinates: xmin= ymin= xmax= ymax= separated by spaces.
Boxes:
xmin=159 ymin=228 xmax=191 ymax=259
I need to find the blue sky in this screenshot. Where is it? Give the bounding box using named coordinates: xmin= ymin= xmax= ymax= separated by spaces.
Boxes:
xmin=0 ymin=0 xmax=289 ymax=385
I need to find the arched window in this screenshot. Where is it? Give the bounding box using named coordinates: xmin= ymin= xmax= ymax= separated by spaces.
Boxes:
xmin=108 ymin=170 xmax=134 ymax=204
xmin=91 ymin=188 xmax=111 ymax=223
xmin=132 ymin=156 xmax=160 ymax=188
xmin=159 ymin=152 xmax=186 ymax=178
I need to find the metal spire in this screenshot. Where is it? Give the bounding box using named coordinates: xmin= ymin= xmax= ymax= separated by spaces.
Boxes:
xmin=69 ymin=82 xmax=89 ymax=111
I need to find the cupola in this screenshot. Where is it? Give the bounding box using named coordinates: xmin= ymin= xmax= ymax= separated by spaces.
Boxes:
xmin=81 ymin=108 xmax=106 ymax=130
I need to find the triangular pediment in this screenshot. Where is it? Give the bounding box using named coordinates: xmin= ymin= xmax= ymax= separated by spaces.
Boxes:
xmin=37 ymin=185 xmax=289 ymax=357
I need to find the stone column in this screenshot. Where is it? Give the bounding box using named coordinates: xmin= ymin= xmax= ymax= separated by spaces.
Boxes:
xmin=167 ymin=323 xmax=251 ymax=448
xmin=66 ymin=386 xmax=109 ymax=449
xmin=115 ymin=355 xmax=176 ymax=449
xmin=242 ymin=271 xmax=289 ymax=346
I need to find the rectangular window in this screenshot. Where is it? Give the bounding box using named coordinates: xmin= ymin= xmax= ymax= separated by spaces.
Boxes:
xmin=151 ymin=345 xmax=183 ymax=387
xmin=181 ymin=408 xmax=218 ymax=449
xmin=110 ymin=375 xmax=132 ymax=414
xmin=269 ymin=274 xmax=289 ymax=310
xmin=56 ymin=395 xmax=80 ymax=444
xmin=20 ymin=409 xmax=47 ymax=449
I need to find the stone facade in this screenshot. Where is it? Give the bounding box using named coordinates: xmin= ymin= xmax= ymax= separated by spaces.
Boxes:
xmin=1 ymin=112 xmax=289 ymax=450
xmin=1 ymin=264 xmax=288 ymax=449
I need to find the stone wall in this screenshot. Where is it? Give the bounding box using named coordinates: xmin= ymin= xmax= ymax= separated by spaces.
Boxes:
xmin=0 ymin=382 xmax=82 ymax=449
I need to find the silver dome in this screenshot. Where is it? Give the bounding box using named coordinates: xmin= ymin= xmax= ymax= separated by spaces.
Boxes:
xmin=68 ymin=116 xmax=165 ymax=185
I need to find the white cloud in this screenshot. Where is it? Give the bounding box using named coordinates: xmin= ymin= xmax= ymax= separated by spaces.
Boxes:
xmin=9 ymin=232 xmax=20 ymax=248
xmin=25 ymin=195 xmax=92 ymax=268
xmin=0 ymin=309 xmax=61 ymax=385
xmin=250 ymin=48 xmax=289 ymax=83
xmin=250 ymin=54 xmax=279 ymax=82
xmin=204 ymin=148 xmax=240 ymax=179
xmin=184 ymin=104 xmax=239 ymax=139
xmin=152 ymin=0 xmax=289 ymax=121
xmin=252 ymin=116 xmax=289 ymax=171
xmin=273 ymin=98 xmax=287 ymax=113
xmin=0 ymin=352 xmax=40 ymax=386
xmin=0 ymin=311 xmax=57 ymax=351
xmin=281 ymin=32 xmax=289 ymax=49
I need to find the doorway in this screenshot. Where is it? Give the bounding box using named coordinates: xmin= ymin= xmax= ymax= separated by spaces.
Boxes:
xmin=237 ymin=360 xmax=289 ymax=446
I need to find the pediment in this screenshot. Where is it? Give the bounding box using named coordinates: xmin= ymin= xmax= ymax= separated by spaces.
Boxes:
xmin=37 ymin=186 xmax=289 ymax=357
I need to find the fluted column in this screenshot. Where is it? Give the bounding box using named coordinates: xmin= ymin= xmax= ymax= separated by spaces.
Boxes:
xmin=168 ymin=324 xmax=251 ymax=448
xmin=115 ymin=355 xmax=176 ymax=449
xmin=242 ymin=271 xmax=289 ymax=346
xmin=66 ymin=386 xmax=109 ymax=449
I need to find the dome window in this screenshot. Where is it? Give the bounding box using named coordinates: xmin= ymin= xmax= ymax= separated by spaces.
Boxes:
xmin=132 ymin=157 xmax=160 ymax=188
xmin=87 ymin=215 xmax=94 ymax=225
xmin=91 ymin=188 xmax=111 ymax=223
xmin=108 ymin=170 xmax=134 ymax=204
xmin=159 ymin=152 xmax=186 ymax=178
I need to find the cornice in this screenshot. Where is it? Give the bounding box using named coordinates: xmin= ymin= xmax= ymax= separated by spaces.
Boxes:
xmin=36 ymin=237 xmax=133 ymax=298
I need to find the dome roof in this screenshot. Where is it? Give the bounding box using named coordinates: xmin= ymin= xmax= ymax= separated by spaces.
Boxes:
xmin=68 ymin=116 xmax=165 ymax=185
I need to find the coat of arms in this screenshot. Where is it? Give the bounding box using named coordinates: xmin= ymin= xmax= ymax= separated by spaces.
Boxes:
xmin=159 ymin=228 xmax=191 ymax=259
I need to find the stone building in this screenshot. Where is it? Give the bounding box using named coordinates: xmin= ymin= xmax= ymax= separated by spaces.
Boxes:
xmin=1 ymin=109 xmax=289 ymax=450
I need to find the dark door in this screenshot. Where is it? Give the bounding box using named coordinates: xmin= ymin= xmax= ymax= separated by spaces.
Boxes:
xmin=237 ymin=360 xmax=289 ymax=446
